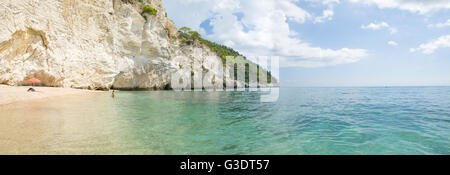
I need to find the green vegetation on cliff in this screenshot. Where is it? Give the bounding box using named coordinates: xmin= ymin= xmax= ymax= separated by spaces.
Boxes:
xmin=121 ymin=0 xmax=157 ymax=16
xmin=142 ymin=5 xmax=157 ymax=16
xmin=116 ymin=0 xmax=275 ymax=85
xmin=178 ymin=27 xmax=275 ymax=84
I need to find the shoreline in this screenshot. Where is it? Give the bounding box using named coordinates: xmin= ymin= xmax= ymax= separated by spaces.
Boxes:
xmin=0 ymin=85 xmax=104 ymax=106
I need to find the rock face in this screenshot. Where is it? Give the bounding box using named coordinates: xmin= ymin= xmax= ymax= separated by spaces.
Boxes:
xmin=0 ymin=0 xmax=276 ymax=90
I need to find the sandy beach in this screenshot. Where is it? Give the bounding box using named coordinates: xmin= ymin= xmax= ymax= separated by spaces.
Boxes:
xmin=0 ymin=85 xmax=110 ymax=154
xmin=0 ymin=85 xmax=104 ymax=106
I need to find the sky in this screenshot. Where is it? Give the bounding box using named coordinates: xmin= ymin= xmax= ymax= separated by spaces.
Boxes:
xmin=162 ymin=0 xmax=450 ymax=87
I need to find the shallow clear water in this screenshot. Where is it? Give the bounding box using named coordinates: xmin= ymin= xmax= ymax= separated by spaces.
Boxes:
xmin=1 ymin=87 xmax=449 ymax=154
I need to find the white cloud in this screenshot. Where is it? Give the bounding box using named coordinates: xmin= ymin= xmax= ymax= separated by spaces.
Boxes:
xmin=213 ymin=0 xmax=241 ymax=10
xmin=163 ymin=0 xmax=368 ymax=68
xmin=410 ymin=35 xmax=450 ymax=54
xmin=277 ymin=0 xmax=312 ymax=23
xmin=348 ymin=0 xmax=450 ymax=14
xmin=314 ymin=9 xmax=335 ymax=23
xmin=361 ymin=21 xmax=397 ymax=34
xmin=388 ymin=41 xmax=398 ymax=46
xmin=306 ymin=0 xmax=339 ymax=23
xmin=361 ymin=22 xmax=389 ymax=30
xmin=162 ymin=0 xmax=216 ymax=31
xmin=389 ymin=28 xmax=398 ymax=34
xmin=428 ymin=19 xmax=450 ymax=28
xmin=306 ymin=0 xmax=341 ymax=5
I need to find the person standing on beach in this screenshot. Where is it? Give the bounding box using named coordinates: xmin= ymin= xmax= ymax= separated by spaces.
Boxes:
xmin=112 ymin=90 xmax=115 ymax=98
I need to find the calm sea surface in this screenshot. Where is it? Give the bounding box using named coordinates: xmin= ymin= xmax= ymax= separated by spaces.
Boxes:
xmin=1 ymin=87 xmax=449 ymax=154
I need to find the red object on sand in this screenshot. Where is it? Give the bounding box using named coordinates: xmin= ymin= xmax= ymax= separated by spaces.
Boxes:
xmin=27 ymin=78 xmax=41 ymax=83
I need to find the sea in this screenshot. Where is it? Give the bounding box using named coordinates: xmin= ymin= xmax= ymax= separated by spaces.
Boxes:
xmin=0 ymin=87 xmax=449 ymax=154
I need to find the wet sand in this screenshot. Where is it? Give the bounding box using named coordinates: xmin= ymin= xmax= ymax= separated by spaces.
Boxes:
xmin=0 ymin=85 xmax=103 ymax=106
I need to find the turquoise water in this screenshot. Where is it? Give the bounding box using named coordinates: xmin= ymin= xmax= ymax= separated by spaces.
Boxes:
xmin=1 ymin=87 xmax=449 ymax=154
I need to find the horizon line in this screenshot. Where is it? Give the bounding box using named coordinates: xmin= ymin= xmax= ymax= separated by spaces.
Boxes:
xmin=280 ymin=85 xmax=450 ymax=88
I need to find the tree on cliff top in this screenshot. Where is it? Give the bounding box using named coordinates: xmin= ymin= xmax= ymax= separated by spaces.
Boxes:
xmin=179 ymin=27 xmax=191 ymax=34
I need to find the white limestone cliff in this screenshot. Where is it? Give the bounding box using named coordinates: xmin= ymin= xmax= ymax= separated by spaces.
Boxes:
xmin=0 ymin=0 xmax=276 ymax=90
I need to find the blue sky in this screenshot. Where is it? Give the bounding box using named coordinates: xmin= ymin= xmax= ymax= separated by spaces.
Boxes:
xmin=162 ymin=0 xmax=450 ymax=87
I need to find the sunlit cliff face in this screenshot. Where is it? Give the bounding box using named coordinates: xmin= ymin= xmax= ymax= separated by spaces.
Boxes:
xmin=0 ymin=0 xmax=276 ymax=90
